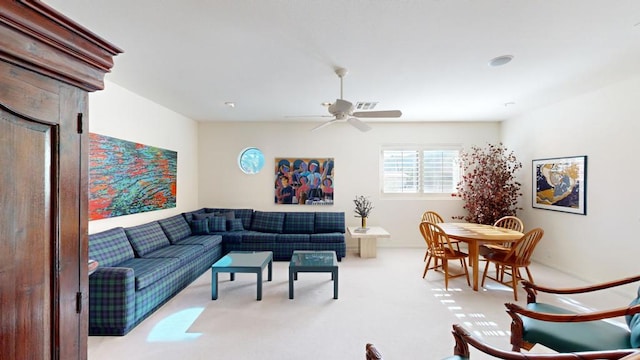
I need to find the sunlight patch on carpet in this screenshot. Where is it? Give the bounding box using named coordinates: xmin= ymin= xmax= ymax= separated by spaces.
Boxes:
xmin=147 ymin=307 xmax=204 ymax=342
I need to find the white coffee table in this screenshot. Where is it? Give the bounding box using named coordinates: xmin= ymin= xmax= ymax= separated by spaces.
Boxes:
xmin=347 ymin=226 xmax=390 ymax=258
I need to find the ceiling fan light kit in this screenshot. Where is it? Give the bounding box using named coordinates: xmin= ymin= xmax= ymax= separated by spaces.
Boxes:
xmin=311 ymin=67 xmax=402 ymax=132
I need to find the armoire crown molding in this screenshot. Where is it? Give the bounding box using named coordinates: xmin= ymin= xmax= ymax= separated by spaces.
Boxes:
xmin=0 ymin=0 xmax=122 ymax=91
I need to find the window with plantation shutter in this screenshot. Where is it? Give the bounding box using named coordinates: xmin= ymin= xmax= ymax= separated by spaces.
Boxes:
xmin=381 ymin=147 xmax=460 ymax=195
xmin=383 ymin=150 xmax=420 ymax=193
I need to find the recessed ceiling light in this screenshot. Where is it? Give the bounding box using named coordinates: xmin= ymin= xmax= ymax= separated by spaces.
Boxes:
xmin=489 ymin=55 xmax=514 ymax=67
xmin=224 ymin=101 xmax=235 ymax=108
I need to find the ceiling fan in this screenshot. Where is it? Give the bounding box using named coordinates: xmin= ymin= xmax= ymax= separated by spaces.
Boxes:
xmin=312 ymin=68 xmax=402 ymax=132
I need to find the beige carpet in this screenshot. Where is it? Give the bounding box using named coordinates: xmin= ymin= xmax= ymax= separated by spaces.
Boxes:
xmin=88 ymin=248 xmax=631 ymax=360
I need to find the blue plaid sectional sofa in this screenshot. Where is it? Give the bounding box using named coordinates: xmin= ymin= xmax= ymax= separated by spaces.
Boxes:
xmin=88 ymin=214 xmax=223 ymax=335
xmin=184 ymin=208 xmax=346 ymax=261
xmin=88 ymin=208 xmax=345 ymax=336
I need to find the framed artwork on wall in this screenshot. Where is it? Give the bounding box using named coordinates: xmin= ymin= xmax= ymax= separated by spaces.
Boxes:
xmin=89 ymin=133 xmax=177 ymax=220
xmin=532 ymin=155 xmax=587 ymax=215
xmin=275 ymin=157 xmax=334 ymax=205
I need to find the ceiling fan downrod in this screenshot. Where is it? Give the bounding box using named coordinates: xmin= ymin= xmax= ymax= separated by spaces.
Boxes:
xmin=335 ymin=67 xmax=348 ymax=100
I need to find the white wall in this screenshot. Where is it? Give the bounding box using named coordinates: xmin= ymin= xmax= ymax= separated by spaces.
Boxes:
xmin=502 ymin=75 xmax=640 ymax=284
xmin=197 ymin=121 xmax=500 ymax=249
xmin=88 ymin=74 xmax=640 ymax=286
xmin=88 ymin=81 xmax=200 ymax=233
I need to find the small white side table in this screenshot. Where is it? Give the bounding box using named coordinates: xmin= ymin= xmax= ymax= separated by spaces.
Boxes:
xmin=347 ymin=226 xmax=390 ymax=258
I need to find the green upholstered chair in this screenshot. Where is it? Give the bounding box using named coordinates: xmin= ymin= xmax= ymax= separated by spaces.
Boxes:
xmin=441 ymin=324 xmax=640 ymax=360
xmin=506 ymin=275 xmax=640 ymax=353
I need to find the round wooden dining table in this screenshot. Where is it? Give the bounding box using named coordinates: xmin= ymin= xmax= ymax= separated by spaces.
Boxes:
xmin=436 ymin=223 xmax=523 ymax=291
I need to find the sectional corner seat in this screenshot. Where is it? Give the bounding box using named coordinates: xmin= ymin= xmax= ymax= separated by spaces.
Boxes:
xmin=88 ymin=208 xmax=345 ymax=336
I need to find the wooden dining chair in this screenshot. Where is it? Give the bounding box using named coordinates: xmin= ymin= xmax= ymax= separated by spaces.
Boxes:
xmin=479 ymin=216 xmax=524 ymax=272
xmin=481 ymin=227 xmax=544 ymax=300
xmin=420 ymin=222 xmax=470 ymax=290
xmin=421 ymin=210 xmax=461 ymax=259
xmin=421 ymin=210 xmax=444 ymax=223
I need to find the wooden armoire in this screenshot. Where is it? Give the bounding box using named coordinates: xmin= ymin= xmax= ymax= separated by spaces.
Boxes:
xmin=0 ymin=1 xmax=121 ymax=359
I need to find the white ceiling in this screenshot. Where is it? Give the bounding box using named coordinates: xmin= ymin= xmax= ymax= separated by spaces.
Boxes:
xmin=46 ymin=0 xmax=640 ymax=124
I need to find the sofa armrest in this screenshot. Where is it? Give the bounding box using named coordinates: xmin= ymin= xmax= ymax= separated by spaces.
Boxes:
xmin=522 ymin=275 xmax=640 ymax=303
xmin=88 ymin=267 xmax=136 ymax=335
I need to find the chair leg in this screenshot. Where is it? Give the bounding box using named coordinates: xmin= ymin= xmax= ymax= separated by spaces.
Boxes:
xmin=524 ymin=267 xmax=537 ymax=295
xmin=511 ymin=266 xmax=518 ymax=301
xmin=481 ymin=261 xmax=490 ymax=287
xmin=423 ymin=256 xmax=433 ymax=278
xmin=524 ymin=267 xmax=534 ymax=283
xmin=462 ymin=259 xmax=470 ymax=286
xmin=423 ymin=250 xmax=428 ymax=262
xmin=443 ymin=260 xmax=449 ymax=290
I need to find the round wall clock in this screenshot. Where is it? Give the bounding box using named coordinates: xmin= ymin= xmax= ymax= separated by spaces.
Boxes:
xmin=238 ymin=147 xmax=265 ymax=174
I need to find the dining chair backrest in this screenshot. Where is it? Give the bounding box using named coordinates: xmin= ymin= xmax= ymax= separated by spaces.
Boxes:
xmin=493 ymin=216 xmax=524 ymax=232
xmin=422 ymin=210 xmax=444 ymax=224
xmin=503 ymin=228 xmax=544 ymax=266
xmin=420 ymin=222 xmax=457 ymax=254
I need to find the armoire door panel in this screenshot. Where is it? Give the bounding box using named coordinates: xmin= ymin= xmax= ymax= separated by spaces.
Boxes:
xmin=0 ymin=108 xmax=56 ymax=360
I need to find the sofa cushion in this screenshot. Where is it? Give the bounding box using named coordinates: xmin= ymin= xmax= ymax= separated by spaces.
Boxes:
xmin=206 ymin=209 xmax=236 ymax=220
xmin=242 ymin=232 xmax=277 ymax=243
xmin=182 ymin=208 xmax=206 ymax=222
xmin=124 ymin=222 xmax=171 ymax=257
xmin=276 ymin=233 xmax=310 ymax=243
xmin=89 ymin=227 xmax=135 ymax=267
xmin=283 ymin=212 xmax=315 ymax=234
xmin=626 ymin=286 xmax=640 ymax=347
xmin=117 ymin=257 xmax=181 ymax=290
xmin=310 ymin=233 xmax=344 ymax=243
xmin=207 ymin=208 xmax=254 ymax=229
xmin=220 ymin=232 xmax=243 ymax=244
xmin=523 ymin=302 xmax=631 ymax=352
xmin=143 ymin=244 xmax=203 ymax=265
xmin=314 ymin=212 xmax=345 ymax=233
xmin=208 ymin=216 xmax=227 ymax=232
xmin=192 ymin=212 xmax=217 ymax=221
xmin=251 ymin=211 xmax=285 ymax=233
xmin=189 ymin=219 xmax=210 ymax=235
xmin=173 ymin=234 xmax=222 ymax=252
xmin=227 ymin=218 xmax=245 ymax=231
xmin=158 ymin=214 xmax=192 ymax=243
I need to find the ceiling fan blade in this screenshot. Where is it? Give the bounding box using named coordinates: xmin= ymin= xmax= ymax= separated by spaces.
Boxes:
xmin=347 ymin=117 xmax=372 ymax=132
xmin=285 ymin=115 xmax=333 ymax=118
xmin=311 ymin=118 xmax=339 ymax=132
xmin=352 ymin=110 xmax=402 ymax=118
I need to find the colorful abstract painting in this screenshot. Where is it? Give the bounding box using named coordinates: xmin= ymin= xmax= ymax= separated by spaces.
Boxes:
xmin=532 ymin=156 xmax=586 ymax=215
xmin=275 ymin=157 xmax=334 ymax=205
xmin=89 ymin=133 xmax=177 ymax=220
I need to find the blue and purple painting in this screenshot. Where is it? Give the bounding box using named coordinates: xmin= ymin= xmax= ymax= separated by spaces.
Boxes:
xmin=89 ymin=133 xmax=177 ymax=220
